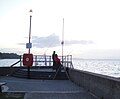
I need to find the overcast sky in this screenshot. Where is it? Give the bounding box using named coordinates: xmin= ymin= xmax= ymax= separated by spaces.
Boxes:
xmin=0 ymin=0 xmax=120 ymax=59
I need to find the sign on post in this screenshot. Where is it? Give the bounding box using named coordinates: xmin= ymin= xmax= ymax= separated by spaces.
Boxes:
xmin=26 ymin=43 xmax=32 ymax=49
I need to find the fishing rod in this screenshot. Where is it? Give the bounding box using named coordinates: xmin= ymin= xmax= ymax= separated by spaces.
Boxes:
xmin=61 ymin=18 xmax=64 ymax=65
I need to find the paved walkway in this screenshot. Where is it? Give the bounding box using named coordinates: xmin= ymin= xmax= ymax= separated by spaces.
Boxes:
xmin=0 ymin=76 xmax=98 ymax=99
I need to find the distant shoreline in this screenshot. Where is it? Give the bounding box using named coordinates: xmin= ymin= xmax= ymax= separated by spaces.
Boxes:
xmin=0 ymin=52 xmax=20 ymax=59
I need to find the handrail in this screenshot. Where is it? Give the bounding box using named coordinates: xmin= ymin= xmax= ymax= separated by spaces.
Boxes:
xmin=10 ymin=60 xmax=21 ymax=67
xmin=10 ymin=55 xmax=73 ymax=67
xmin=9 ymin=54 xmax=73 ymax=77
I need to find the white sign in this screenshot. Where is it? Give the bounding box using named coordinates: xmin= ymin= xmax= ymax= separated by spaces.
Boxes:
xmin=26 ymin=43 xmax=32 ymax=48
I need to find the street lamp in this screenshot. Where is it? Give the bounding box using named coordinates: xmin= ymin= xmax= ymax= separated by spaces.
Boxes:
xmin=28 ymin=9 xmax=32 ymax=54
xmin=27 ymin=9 xmax=33 ymax=79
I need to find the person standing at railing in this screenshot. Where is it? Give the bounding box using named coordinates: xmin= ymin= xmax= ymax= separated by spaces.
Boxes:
xmin=54 ymin=54 xmax=61 ymax=73
xmin=52 ymin=51 xmax=56 ymax=70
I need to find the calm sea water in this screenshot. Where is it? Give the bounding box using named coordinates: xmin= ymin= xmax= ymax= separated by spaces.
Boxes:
xmin=0 ymin=59 xmax=120 ymax=78
xmin=0 ymin=59 xmax=20 ymax=67
xmin=73 ymin=59 xmax=120 ymax=78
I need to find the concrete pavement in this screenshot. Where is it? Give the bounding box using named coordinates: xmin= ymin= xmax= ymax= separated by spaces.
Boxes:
xmin=0 ymin=76 xmax=98 ymax=99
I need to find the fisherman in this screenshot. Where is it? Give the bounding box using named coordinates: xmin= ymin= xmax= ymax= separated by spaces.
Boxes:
xmin=54 ymin=54 xmax=61 ymax=73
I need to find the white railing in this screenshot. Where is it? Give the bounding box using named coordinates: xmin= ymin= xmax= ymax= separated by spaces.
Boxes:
xmin=11 ymin=55 xmax=73 ymax=68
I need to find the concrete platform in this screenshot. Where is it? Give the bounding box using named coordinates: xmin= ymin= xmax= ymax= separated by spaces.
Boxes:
xmin=0 ymin=76 xmax=98 ymax=99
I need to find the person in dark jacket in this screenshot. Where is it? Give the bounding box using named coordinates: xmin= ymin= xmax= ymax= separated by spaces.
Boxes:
xmin=54 ymin=54 xmax=61 ymax=72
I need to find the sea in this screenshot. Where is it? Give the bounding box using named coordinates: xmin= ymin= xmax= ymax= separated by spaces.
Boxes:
xmin=0 ymin=58 xmax=120 ymax=78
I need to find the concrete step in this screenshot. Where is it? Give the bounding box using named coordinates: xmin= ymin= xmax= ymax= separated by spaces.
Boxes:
xmin=24 ymin=92 xmax=97 ymax=99
xmin=12 ymin=69 xmax=68 ymax=80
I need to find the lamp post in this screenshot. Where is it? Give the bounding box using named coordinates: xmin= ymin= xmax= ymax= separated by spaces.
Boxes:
xmin=27 ymin=9 xmax=32 ymax=79
xmin=28 ymin=9 xmax=32 ymax=54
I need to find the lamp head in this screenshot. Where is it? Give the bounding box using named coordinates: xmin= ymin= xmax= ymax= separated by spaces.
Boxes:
xmin=29 ymin=9 xmax=33 ymax=16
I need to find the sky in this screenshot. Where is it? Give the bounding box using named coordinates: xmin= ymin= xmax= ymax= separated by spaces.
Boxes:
xmin=0 ymin=0 xmax=120 ymax=59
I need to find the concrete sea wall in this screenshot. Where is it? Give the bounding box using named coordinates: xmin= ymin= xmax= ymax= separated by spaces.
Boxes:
xmin=68 ymin=68 xmax=120 ymax=99
xmin=0 ymin=67 xmax=20 ymax=76
xmin=0 ymin=66 xmax=53 ymax=76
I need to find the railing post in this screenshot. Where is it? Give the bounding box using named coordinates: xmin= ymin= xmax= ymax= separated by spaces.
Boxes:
xmin=35 ymin=56 xmax=37 ymax=66
xmin=44 ymin=54 xmax=47 ymax=66
xmin=20 ymin=55 xmax=22 ymax=66
xmin=49 ymin=56 xmax=51 ymax=66
xmin=65 ymin=56 xmax=66 ymax=67
xmin=67 ymin=56 xmax=68 ymax=67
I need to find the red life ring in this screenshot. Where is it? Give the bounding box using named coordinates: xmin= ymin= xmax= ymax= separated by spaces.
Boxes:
xmin=23 ymin=54 xmax=33 ymax=66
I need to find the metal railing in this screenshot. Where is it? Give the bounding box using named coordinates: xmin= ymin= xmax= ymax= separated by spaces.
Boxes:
xmin=10 ymin=55 xmax=74 ymax=68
